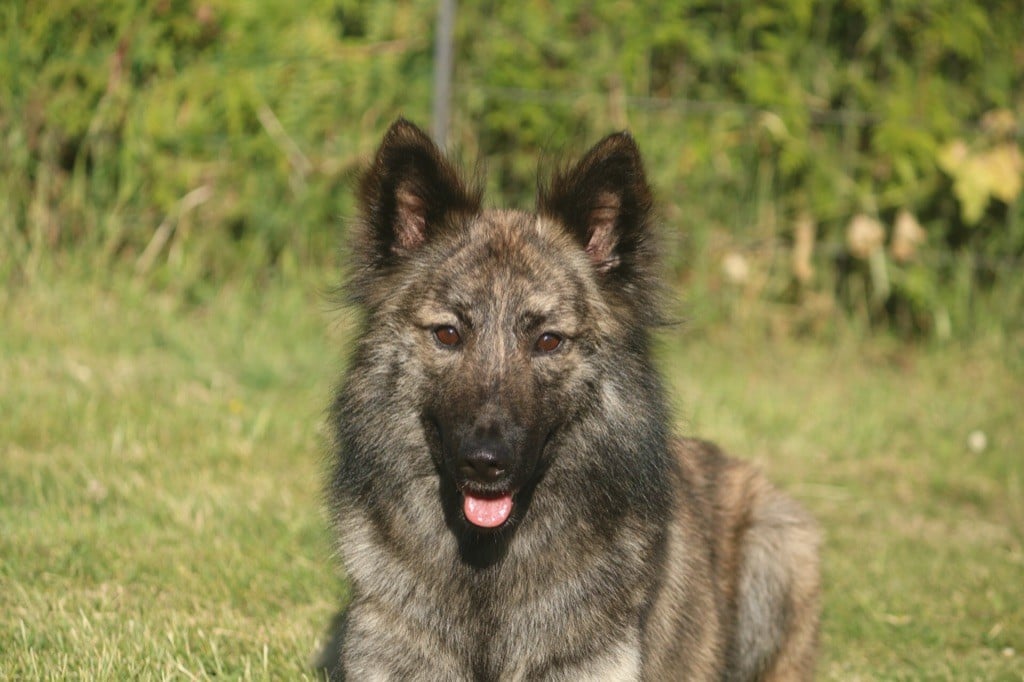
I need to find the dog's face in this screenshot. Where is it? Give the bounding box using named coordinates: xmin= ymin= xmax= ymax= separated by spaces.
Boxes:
xmin=406 ymin=212 xmax=599 ymax=530
xmin=349 ymin=119 xmax=658 ymax=532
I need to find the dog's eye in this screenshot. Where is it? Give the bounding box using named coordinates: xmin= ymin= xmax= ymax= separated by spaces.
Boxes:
xmin=434 ymin=325 xmax=461 ymax=347
xmin=535 ymin=332 xmax=562 ymax=353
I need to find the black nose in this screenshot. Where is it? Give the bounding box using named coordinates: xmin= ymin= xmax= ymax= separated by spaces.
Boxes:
xmin=458 ymin=448 xmax=507 ymax=484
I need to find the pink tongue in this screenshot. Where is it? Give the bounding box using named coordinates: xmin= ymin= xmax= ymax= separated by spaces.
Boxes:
xmin=463 ymin=493 xmax=514 ymax=528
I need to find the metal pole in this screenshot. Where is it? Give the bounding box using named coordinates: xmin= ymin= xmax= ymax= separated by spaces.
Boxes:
xmin=431 ymin=0 xmax=456 ymax=148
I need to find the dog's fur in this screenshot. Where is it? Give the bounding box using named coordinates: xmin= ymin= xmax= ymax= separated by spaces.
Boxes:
xmin=316 ymin=119 xmax=821 ymax=680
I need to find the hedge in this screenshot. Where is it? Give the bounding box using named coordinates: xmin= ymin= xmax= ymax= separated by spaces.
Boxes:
xmin=2 ymin=0 xmax=1021 ymax=336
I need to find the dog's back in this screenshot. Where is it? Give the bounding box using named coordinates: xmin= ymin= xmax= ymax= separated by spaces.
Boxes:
xmin=640 ymin=438 xmax=821 ymax=680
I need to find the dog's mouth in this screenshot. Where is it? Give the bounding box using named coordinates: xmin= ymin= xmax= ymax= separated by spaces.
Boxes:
xmin=426 ymin=416 xmax=548 ymax=532
xmin=461 ymin=488 xmax=516 ymax=529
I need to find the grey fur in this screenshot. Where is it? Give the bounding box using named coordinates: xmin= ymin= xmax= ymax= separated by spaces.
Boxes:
xmin=316 ymin=119 xmax=821 ymax=681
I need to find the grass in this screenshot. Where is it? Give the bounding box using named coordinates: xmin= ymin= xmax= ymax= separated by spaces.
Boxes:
xmin=0 ymin=268 xmax=344 ymax=679
xmin=662 ymin=328 xmax=1024 ymax=680
xmin=1 ymin=266 xmax=1021 ymax=680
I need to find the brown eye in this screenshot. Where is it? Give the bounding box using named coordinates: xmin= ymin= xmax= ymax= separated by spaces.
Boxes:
xmin=535 ymin=332 xmax=562 ymax=353
xmin=434 ymin=326 xmax=461 ymax=347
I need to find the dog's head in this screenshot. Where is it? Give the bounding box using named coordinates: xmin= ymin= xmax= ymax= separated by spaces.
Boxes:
xmin=346 ymin=119 xmax=661 ymax=534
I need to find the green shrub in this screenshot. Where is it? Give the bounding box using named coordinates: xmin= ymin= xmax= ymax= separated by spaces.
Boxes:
xmin=2 ymin=1 xmax=1021 ymax=338
xmin=1 ymin=0 xmax=438 ymax=281
xmin=453 ymin=1 xmax=1023 ymax=338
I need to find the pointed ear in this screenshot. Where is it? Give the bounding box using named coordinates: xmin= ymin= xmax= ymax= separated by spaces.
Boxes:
xmin=538 ymin=132 xmax=654 ymax=276
xmin=355 ymin=118 xmax=480 ymax=266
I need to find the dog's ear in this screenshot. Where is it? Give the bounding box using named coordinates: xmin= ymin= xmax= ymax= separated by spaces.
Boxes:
xmin=538 ymin=132 xmax=661 ymax=325
xmin=538 ymin=132 xmax=654 ymax=277
xmin=355 ymin=118 xmax=480 ymax=266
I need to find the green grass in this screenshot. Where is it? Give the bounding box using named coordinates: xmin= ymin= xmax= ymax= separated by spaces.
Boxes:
xmin=0 ymin=269 xmax=344 ymax=679
xmin=2 ymin=268 xmax=1022 ymax=679
xmin=661 ymin=329 xmax=1024 ymax=680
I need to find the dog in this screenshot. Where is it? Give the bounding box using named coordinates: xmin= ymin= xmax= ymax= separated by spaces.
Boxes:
xmin=315 ymin=118 xmax=821 ymax=680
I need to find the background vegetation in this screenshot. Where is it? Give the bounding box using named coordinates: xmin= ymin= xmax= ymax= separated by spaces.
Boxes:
xmin=1 ymin=1 xmax=1022 ymax=679
xmin=2 ymin=0 xmax=1022 ymax=337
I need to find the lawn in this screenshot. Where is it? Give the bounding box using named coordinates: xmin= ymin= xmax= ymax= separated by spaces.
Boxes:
xmin=1 ymin=269 xmax=1021 ymax=679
